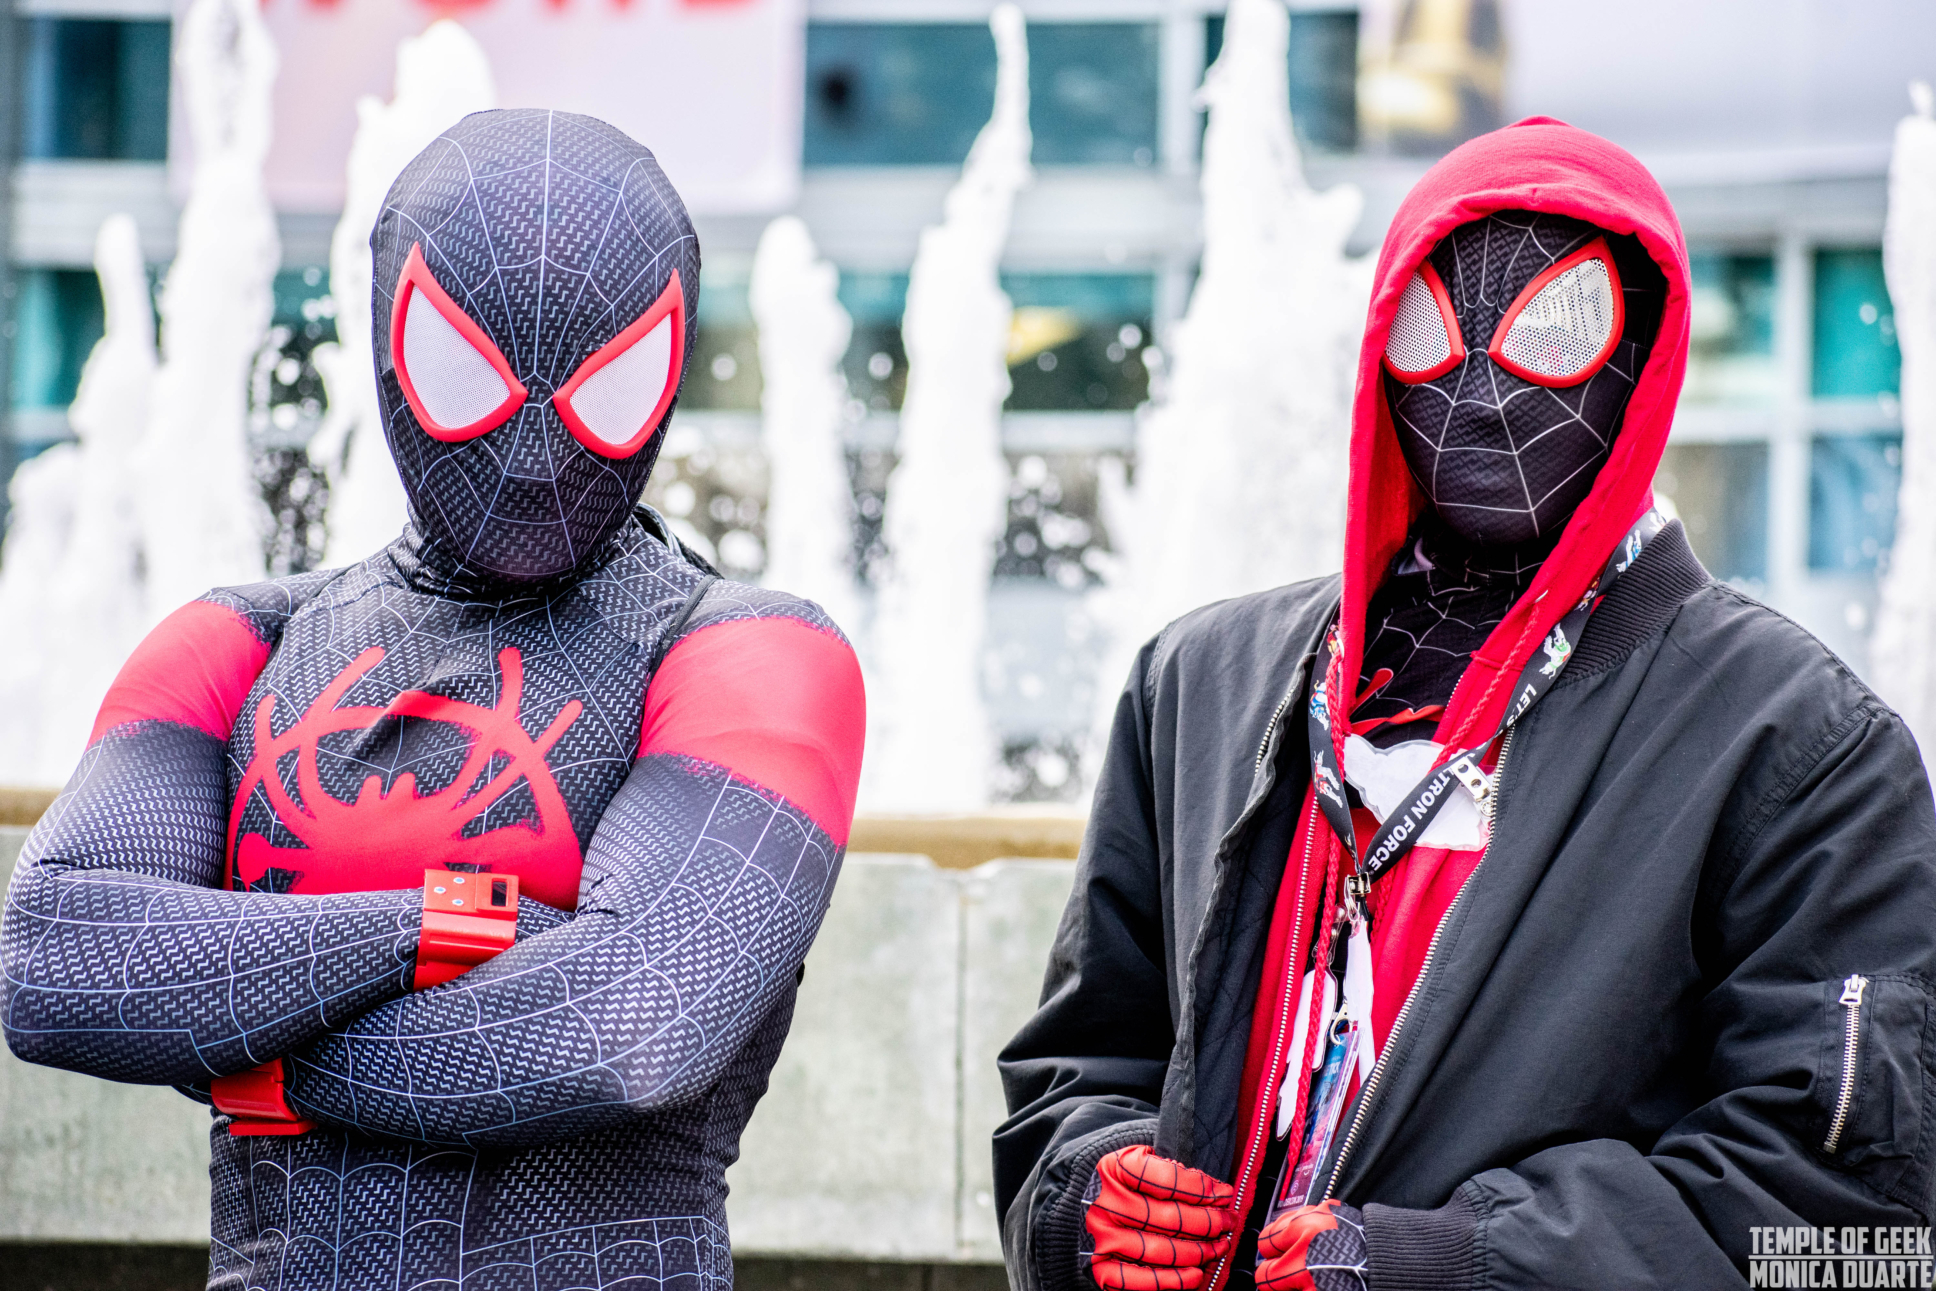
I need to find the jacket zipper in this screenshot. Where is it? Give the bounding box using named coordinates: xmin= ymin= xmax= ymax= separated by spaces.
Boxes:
xmin=1318 ymin=726 xmax=1516 ymax=1201
xmin=1255 ymin=681 xmax=1301 ymax=773
xmin=1208 ymin=797 xmax=1320 ymax=1291
xmin=1823 ymin=974 xmax=1869 ymax=1155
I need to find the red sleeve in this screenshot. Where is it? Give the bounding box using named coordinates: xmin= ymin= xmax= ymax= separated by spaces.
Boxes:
xmin=89 ymin=600 xmax=273 ymax=745
xmin=639 ymin=617 xmax=866 ymax=846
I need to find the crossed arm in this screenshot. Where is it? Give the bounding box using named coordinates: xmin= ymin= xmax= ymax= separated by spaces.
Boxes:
xmin=1 ymin=716 xmax=574 ymax=1085
xmin=2 ymin=599 xmax=865 ymax=1147
xmin=284 ymin=751 xmax=842 ymax=1147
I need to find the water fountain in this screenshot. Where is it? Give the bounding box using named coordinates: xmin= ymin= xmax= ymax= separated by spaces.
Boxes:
xmin=132 ymin=0 xmax=279 ymax=621
xmin=752 ymin=215 xmax=861 ymax=637
xmin=1873 ymin=83 xmax=1936 ymax=753
xmin=860 ymin=4 xmax=1031 ymax=812
xmin=309 ymin=20 xmax=495 ymax=567
xmin=0 ymin=218 xmax=155 ymax=784
xmin=1088 ymin=0 xmax=1369 ymax=771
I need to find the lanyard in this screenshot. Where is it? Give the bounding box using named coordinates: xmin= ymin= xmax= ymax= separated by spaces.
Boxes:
xmin=1305 ymin=510 xmax=1662 ymax=920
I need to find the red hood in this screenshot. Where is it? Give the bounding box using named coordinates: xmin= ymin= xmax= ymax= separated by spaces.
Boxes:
xmin=1339 ymin=117 xmax=1693 ymax=750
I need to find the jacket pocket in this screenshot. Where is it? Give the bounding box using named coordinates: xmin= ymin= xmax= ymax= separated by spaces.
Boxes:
xmin=1814 ymin=973 xmax=1932 ymax=1202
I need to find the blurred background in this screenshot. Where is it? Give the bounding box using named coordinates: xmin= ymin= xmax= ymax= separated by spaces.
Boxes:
xmin=4 ymin=4 xmax=1936 ymax=1288
xmin=4 ymin=0 xmax=1930 ymax=802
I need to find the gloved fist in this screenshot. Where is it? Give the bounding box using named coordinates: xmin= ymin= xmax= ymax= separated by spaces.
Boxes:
xmin=1254 ymin=1200 xmax=1367 ymax=1291
xmin=1082 ymin=1145 xmax=1237 ymax=1291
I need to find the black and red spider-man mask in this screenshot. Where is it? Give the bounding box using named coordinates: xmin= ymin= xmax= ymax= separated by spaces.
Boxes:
xmin=1381 ymin=210 xmax=1667 ymax=548
xmin=371 ymin=109 xmax=699 ymax=583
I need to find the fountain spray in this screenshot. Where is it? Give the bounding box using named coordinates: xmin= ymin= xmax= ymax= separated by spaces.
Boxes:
xmin=133 ymin=0 xmax=279 ymax=620
xmin=1088 ymin=0 xmax=1369 ymax=787
xmin=861 ymin=4 xmax=1031 ymax=812
xmin=311 ymin=21 xmax=496 ymax=568
xmin=1872 ymin=82 xmax=1936 ymax=753
xmin=753 ymin=215 xmax=862 ymax=638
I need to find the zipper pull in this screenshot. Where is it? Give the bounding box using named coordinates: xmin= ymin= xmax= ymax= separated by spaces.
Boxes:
xmin=1841 ymin=975 xmax=1869 ymax=1007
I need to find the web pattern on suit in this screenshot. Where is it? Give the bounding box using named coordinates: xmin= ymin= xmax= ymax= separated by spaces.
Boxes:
xmin=3 ymin=524 xmax=846 ymax=1291
xmin=1354 ymin=525 xmax=1552 ymax=735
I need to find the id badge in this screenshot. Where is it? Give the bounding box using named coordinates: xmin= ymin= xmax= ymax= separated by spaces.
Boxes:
xmin=1271 ymin=1016 xmax=1360 ymax=1219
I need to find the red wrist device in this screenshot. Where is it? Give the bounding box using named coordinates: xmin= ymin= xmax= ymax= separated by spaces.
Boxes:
xmin=211 ymin=1058 xmax=316 ymax=1137
xmin=414 ymin=870 xmax=519 ymax=989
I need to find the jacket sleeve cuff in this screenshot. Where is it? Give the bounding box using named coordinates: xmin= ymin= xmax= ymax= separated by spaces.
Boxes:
xmin=1364 ymin=1187 xmax=1481 ymax=1291
xmin=1034 ymin=1122 xmax=1158 ymax=1291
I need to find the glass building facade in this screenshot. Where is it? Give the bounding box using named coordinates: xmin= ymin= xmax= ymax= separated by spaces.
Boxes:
xmin=0 ymin=0 xmax=1920 ymax=793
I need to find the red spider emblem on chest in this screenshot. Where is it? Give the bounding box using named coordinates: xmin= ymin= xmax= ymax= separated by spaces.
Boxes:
xmin=227 ymin=645 xmax=585 ymax=907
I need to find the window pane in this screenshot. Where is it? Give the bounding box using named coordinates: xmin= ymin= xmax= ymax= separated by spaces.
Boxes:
xmin=804 ymin=22 xmax=1160 ymax=168
xmin=996 ymin=451 xmax=1108 ymax=587
xmin=804 ymin=23 xmax=996 ymax=167
xmin=253 ymin=266 xmax=336 ymax=444
xmin=1003 ymin=273 xmax=1153 ymax=411
xmin=20 ymin=18 xmax=171 ymax=162
xmin=1809 ymin=433 xmax=1901 ymax=572
xmin=1028 ymin=24 xmax=1158 ymax=166
xmin=11 ymin=268 xmax=104 ymax=411
xmin=1812 ymin=249 xmax=1900 ymax=398
xmin=1654 ymin=442 xmax=1768 ymax=585
xmin=1204 ymin=10 xmax=1360 ymax=154
xmin=253 ymin=268 xmax=336 ymax=574
xmin=1682 ymin=252 xmax=1776 ymax=404
xmin=682 ymin=264 xmax=760 ymax=412
xmin=838 ymin=272 xmax=909 ymax=412
xmin=836 ymin=272 xmax=1154 ymax=413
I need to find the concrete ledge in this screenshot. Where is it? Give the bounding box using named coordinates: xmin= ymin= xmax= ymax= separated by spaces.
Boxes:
xmin=846 ymin=811 xmax=1084 ymax=871
xmin=0 ymin=786 xmax=57 ymax=827
xmin=0 ymin=828 xmax=1077 ymax=1265
xmin=0 ymin=795 xmax=1086 ymax=865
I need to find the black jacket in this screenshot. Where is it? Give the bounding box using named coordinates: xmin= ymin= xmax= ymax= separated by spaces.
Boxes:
xmin=995 ymin=524 xmax=1936 ymax=1290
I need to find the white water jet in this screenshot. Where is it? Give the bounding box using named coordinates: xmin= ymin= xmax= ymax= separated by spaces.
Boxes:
xmin=751 ymin=215 xmax=861 ymax=636
xmin=1089 ymin=0 xmax=1368 ymax=774
xmin=310 ymin=20 xmax=495 ymax=567
xmin=133 ymin=0 xmax=278 ymax=619
xmin=0 ymin=216 xmax=158 ymax=784
xmin=1871 ymin=82 xmax=1936 ymax=752
xmin=861 ymin=3 xmax=1031 ymax=811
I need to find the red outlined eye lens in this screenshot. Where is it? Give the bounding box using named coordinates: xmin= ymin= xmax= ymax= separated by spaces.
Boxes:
xmin=552 ymin=270 xmax=686 ymax=459
xmin=1487 ymin=238 xmax=1625 ymax=387
xmin=391 ymin=243 xmax=527 ymax=441
xmin=1383 ymin=261 xmax=1464 ymax=383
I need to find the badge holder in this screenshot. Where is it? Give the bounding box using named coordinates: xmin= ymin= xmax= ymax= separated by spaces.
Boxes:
xmin=414 ymin=870 xmax=519 ymax=989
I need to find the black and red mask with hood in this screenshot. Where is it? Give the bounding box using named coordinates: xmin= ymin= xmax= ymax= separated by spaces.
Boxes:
xmin=1354 ymin=207 xmax=1669 ymax=734
xmin=372 ymin=108 xmax=700 ymax=585
xmin=1223 ymin=117 xmax=1692 ymax=1278
xmin=1339 ymin=118 xmax=1690 ymax=751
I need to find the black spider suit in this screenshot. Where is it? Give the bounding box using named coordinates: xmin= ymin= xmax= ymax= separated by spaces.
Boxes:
xmin=2 ymin=110 xmax=867 ymax=1291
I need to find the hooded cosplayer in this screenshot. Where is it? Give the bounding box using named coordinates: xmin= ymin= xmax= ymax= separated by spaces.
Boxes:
xmin=1 ymin=110 xmax=865 ymax=1290
xmin=994 ymin=120 xmax=1936 ymax=1291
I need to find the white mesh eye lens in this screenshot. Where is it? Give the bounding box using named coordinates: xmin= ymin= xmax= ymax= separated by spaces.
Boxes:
xmin=401 ymin=285 xmax=514 ymax=429
xmin=553 ymin=270 xmax=686 ymax=459
xmin=559 ymin=315 xmax=673 ymax=448
xmin=1386 ymin=272 xmax=1455 ymax=378
xmin=1495 ymin=254 xmax=1619 ymax=383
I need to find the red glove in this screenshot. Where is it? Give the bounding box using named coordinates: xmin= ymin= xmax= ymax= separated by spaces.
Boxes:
xmin=1083 ymin=1145 xmax=1237 ymax=1291
xmin=1254 ymin=1200 xmax=1367 ymax=1291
